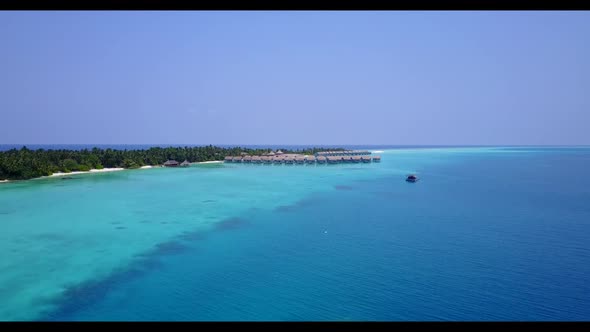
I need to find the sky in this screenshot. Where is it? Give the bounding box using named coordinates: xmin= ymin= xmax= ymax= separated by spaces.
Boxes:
xmin=0 ymin=11 xmax=589 ymax=145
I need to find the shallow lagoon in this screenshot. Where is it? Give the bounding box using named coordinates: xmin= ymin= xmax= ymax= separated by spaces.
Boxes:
xmin=1 ymin=147 xmax=589 ymax=320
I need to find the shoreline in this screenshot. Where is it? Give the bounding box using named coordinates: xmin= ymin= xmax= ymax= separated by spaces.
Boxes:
xmin=48 ymin=168 xmax=125 ymax=177
xmin=2 ymin=161 xmax=226 ymax=183
xmin=193 ymin=161 xmax=223 ymax=165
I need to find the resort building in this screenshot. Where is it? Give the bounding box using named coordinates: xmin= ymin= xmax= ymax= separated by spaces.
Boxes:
xmin=327 ymin=156 xmax=340 ymax=164
xmin=315 ymin=150 xmax=371 ymax=157
xmin=180 ymin=160 xmax=191 ymax=167
xmin=163 ymin=160 xmax=179 ymax=167
xmin=222 ymin=150 xmax=382 ymax=165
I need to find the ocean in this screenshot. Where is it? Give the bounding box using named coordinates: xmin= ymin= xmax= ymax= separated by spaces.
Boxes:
xmin=1 ymin=146 xmax=589 ymax=321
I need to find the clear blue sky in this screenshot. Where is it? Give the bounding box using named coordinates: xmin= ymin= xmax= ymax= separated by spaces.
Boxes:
xmin=1 ymin=11 xmax=589 ymax=145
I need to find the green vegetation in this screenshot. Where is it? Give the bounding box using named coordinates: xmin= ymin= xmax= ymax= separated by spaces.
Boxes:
xmin=0 ymin=146 xmax=344 ymax=181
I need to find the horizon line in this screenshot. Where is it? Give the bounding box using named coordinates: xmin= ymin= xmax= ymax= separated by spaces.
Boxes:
xmin=2 ymin=144 xmax=590 ymax=147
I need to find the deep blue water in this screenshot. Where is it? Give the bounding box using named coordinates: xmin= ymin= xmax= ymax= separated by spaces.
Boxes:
xmin=45 ymin=148 xmax=590 ymax=320
xmin=2 ymin=147 xmax=589 ymax=321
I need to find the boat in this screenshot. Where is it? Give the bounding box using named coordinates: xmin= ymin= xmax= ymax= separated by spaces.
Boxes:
xmin=406 ymin=174 xmax=418 ymax=182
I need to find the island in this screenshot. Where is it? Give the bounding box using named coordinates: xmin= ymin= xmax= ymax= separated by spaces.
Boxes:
xmin=0 ymin=146 xmax=362 ymax=181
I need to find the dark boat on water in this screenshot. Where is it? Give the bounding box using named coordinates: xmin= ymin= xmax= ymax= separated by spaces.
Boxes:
xmin=406 ymin=174 xmax=418 ymax=182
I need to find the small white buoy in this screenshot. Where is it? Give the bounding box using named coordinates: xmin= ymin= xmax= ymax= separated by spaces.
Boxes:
xmin=324 ymin=230 xmax=328 ymax=234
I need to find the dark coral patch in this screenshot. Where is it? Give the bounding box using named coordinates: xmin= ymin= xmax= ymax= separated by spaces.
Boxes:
xmin=179 ymin=231 xmax=207 ymax=242
xmin=214 ymin=217 xmax=250 ymax=231
xmin=152 ymin=241 xmax=190 ymax=255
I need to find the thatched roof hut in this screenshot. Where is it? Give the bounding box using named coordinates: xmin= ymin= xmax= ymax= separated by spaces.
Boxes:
xmin=327 ymin=156 xmax=340 ymax=164
xmin=361 ymin=155 xmax=372 ymax=163
xmin=163 ymin=160 xmax=179 ymax=167
xmin=180 ymin=160 xmax=191 ymax=167
xmin=224 ymin=156 xmax=233 ymax=162
xmin=372 ymin=155 xmax=381 ymax=162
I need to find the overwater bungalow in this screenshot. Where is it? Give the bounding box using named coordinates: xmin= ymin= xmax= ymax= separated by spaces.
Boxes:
xmin=316 ymin=150 xmax=371 ymax=157
xmin=163 ymin=160 xmax=179 ymax=167
xmin=327 ymin=156 xmax=340 ymax=164
xmin=221 ymin=151 xmax=378 ymax=166
xmin=353 ymin=150 xmax=371 ymax=156
xmin=180 ymin=160 xmax=191 ymax=167
xmin=361 ymin=155 xmax=372 ymax=163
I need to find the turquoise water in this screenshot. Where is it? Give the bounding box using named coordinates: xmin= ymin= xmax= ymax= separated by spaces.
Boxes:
xmin=1 ymin=147 xmax=589 ymax=321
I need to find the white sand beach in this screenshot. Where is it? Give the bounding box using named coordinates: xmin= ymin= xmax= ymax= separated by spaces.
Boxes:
xmin=49 ymin=168 xmax=125 ymax=177
xmin=0 ymin=180 xmax=9 ymax=183
xmin=194 ymin=161 xmax=223 ymax=164
xmin=140 ymin=165 xmax=153 ymax=169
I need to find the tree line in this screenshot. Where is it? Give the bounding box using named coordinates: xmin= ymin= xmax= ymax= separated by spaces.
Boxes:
xmin=0 ymin=146 xmax=344 ymax=180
